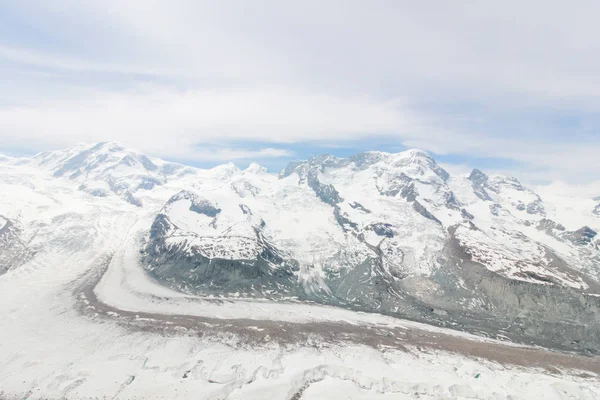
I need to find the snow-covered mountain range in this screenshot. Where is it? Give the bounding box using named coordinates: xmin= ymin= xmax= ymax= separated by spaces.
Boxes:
xmin=2 ymin=142 xmax=600 ymax=354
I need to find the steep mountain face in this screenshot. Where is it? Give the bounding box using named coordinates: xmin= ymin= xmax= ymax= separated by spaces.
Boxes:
xmin=3 ymin=143 xmax=600 ymax=354
xmin=144 ymin=189 xmax=301 ymax=297
xmin=143 ymin=149 xmax=600 ymax=353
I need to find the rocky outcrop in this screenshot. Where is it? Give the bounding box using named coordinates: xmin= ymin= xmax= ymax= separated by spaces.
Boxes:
xmin=536 ymin=218 xmax=566 ymax=232
xmin=565 ymin=226 xmax=597 ymax=246
xmin=0 ymin=216 xmax=32 ymax=276
xmin=144 ymin=217 xmax=301 ymax=298
xmin=469 ymin=169 xmax=493 ymax=201
xmin=367 ymin=223 xmax=394 ymax=238
xmin=413 ymin=201 xmax=442 ymax=224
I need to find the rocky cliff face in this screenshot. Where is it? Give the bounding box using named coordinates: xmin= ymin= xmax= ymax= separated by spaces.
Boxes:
xmin=140 ymin=149 xmax=600 ymax=354
xmin=143 ymin=190 xmax=302 ymax=298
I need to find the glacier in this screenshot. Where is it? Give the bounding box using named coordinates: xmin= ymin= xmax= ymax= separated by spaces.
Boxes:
xmin=1 ymin=142 xmax=600 ymax=399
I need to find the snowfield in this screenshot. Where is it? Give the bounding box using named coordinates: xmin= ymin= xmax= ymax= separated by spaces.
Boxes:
xmin=1 ymin=142 xmax=600 ymax=399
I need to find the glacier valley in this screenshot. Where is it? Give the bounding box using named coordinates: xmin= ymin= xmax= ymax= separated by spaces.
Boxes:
xmin=1 ymin=142 xmax=600 ymax=399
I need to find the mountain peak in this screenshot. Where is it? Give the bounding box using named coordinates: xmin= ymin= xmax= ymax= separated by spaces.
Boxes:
xmin=392 ymin=149 xmax=448 ymax=182
xmin=403 ymin=148 xmax=432 ymax=159
xmin=45 ymin=142 xmax=154 ymax=179
xmin=26 ymin=142 xmax=191 ymax=204
xmin=279 ymin=148 xmax=449 ymax=182
xmin=469 ymin=168 xmax=488 ymax=184
xmin=245 ymin=162 xmax=268 ymax=174
xmin=90 ymin=141 xmax=126 ymax=153
xmin=211 ymin=162 xmax=240 ymax=178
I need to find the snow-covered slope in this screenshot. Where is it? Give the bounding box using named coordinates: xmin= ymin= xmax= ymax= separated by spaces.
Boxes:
xmin=23 ymin=142 xmax=195 ymax=205
xmin=2 ymin=142 xmax=600 ymax=399
xmin=138 ymin=148 xmax=600 ymax=354
xmin=146 ymin=149 xmax=600 ymax=289
xmin=3 ymin=143 xmax=600 ymax=356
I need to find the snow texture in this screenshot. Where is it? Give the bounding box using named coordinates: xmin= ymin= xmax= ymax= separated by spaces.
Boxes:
xmin=1 ymin=143 xmax=600 ymax=399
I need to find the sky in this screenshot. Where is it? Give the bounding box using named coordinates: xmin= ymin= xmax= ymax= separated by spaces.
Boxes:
xmin=1 ymin=1 xmax=600 ymax=187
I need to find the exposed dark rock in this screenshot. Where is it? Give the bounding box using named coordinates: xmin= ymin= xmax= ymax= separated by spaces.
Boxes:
xmin=149 ymin=214 xmax=176 ymax=239
xmin=468 ymin=169 xmax=488 ymax=186
xmin=368 ymin=223 xmax=394 ymax=238
xmin=143 ymin=221 xmax=302 ymax=298
xmin=515 ymin=270 xmax=555 ymax=284
xmin=444 ymin=191 xmax=461 ymax=209
xmin=526 ymin=200 xmax=546 ymax=216
xmin=432 ymin=165 xmax=450 ymax=182
xmin=306 ymin=170 xmax=342 ymax=206
xmin=334 ymin=206 xmax=358 ymax=231
xmin=461 ymin=208 xmax=474 ymax=220
xmin=400 ymin=181 xmax=417 ymax=201
xmin=168 ymin=190 xmax=221 ymax=217
xmin=514 ymin=201 xmax=526 ymax=211
xmin=189 ymin=201 xmax=221 ymax=217
xmin=413 ymin=201 xmax=441 ymax=224
xmin=566 ymin=226 xmax=597 ymax=246
xmin=348 ymin=202 xmax=371 ymax=213
xmin=469 ymin=169 xmax=493 ymax=201
xmin=123 ymin=191 xmax=142 ymax=207
xmin=489 ymin=203 xmax=502 ymax=216
xmin=279 ymin=160 xmax=306 ymax=179
xmin=537 ymin=218 xmax=566 ymax=233
xmin=136 ymin=149 xmax=600 ymax=356
xmin=488 ymin=176 xmax=525 ymax=193
xmin=0 ymin=216 xmax=32 ymax=276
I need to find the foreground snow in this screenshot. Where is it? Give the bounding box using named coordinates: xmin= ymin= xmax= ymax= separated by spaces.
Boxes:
xmin=1 ymin=234 xmax=599 ymax=400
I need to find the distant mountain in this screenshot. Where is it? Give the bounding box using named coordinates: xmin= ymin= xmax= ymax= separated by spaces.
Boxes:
xmin=28 ymin=142 xmax=195 ymax=205
xmin=2 ymin=142 xmax=600 ymax=354
xmin=143 ymin=148 xmax=600 ymax=353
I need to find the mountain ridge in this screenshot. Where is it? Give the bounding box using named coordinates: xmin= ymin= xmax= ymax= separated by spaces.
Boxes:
xmin=3 ymin=142 xmax=600 ymax=354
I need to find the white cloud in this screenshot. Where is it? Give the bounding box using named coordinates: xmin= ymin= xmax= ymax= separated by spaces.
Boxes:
xmin=2 ymin=1 xmax=600 ymax=181
xmin=535 ymin=180 xmax=600 ymax=199
xmin=164 ymin=146 xmax=293 ymax=162
xmin=0 ymin=45 xmax=181 ymax=78
xmin=0 ymin=84 xmax=429 ymax=160
xmin=2 ymin=82 xmax=600 ymax=182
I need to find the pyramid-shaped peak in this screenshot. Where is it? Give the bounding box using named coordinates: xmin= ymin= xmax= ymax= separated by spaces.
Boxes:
xmin=469 ymin=168 xmax=488 ymax=184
